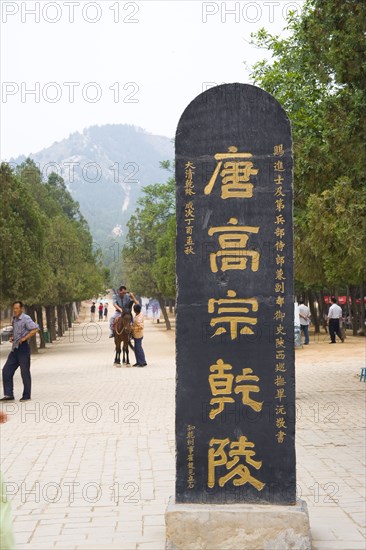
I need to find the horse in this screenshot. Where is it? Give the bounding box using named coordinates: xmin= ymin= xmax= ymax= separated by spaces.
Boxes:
xmin=113 ymin=313 xmax=134 ymax=367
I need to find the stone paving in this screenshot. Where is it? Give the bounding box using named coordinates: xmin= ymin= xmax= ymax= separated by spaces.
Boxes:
xmin=0 ymin=305 xmax=365 ymax=550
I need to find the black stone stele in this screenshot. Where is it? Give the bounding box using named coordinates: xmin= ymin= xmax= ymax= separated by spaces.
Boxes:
xmin=175 ymin=83 xmax=295 ymax=504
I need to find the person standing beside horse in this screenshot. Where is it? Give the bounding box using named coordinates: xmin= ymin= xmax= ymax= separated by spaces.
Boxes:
xmin=109 ymin=286 xmax=138 ymax=338
xmin=1 ymin=301 xmax=39 ymax=402
xmin=132 ymin=304 xmax=147 ymax=367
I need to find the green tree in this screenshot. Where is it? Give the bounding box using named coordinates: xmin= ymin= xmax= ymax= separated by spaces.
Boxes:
xmin=1 ymin=160 xmax=107 ymax=349
xmin=250 ymin=0 xmax=366 ymax=330
xmin=0 ymin=162 xmax=50 ymax=305
xmin=122 ymin=175 xmax=175 ymax=328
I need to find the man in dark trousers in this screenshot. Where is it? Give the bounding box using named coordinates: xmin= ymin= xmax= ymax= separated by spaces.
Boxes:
xmin=327 ymin=297 xmax=344 ymax=344
xmin=1 ymin=301 xmax=39 ymax=401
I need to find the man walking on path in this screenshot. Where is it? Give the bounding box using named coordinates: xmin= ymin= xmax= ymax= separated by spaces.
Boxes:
xmin=299 ymin=300 xmax=311 ymax=345
xmin=327 ymin=297 xmax=344 ymax=344
xmin=1 ymin=301 xmax=39 ymax=402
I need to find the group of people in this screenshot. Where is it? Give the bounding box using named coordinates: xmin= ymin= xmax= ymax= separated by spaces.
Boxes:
xmin=90 ymin=301 xmax=108 ymax=322
xmin=299 ymin=297 xmax=345 ymax=345
xmin=1 ymin=293 xmax=349 ymax=402
xmin=109 ymin=286 xmax=147 ymax=367
xmin=0 ymin=287 xmax=148 ymax=402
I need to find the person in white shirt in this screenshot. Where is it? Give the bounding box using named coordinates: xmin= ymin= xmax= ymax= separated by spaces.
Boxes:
xmin=327 ymin=298 xmax=344 ymax=344
xmin=298 ymin=300 xmax=310 ymax=345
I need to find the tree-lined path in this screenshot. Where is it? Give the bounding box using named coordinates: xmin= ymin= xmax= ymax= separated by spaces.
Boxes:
xmin=0 ymin=305 xmax=365 ymax=549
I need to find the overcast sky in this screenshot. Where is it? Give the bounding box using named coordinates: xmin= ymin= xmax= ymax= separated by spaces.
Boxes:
xmin=1 ymin=0 xmax=304 ymax=160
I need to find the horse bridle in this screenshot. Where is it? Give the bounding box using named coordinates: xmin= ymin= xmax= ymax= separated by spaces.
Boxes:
xmin=115 ymin=314 xmax=132 ymax=337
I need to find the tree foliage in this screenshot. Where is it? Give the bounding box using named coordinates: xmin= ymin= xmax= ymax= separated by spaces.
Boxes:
xmin=0 ymin=160 xmax=106 ymax=306
xmin=122 ymin=176 xmax=175 ymax=301
xmin=250 ymin=0 xmax=366 ymax=291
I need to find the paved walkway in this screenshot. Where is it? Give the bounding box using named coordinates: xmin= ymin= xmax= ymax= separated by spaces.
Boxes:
xmin=0 ymin=306 xmax=365 ymax=550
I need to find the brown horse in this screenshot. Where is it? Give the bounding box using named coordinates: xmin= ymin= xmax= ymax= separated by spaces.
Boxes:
xmin=113 ymin=313 xmax=134 ymax=367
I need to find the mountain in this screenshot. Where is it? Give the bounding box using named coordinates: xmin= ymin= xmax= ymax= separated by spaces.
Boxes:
xmin=12 ymin=124 xmax=174 ymax=257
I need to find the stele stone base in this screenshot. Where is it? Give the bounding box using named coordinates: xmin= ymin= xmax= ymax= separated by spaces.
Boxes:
xmin=165 ymin=497 xmax=312 ymax=550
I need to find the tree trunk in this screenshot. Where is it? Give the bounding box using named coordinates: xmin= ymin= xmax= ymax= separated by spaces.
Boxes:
xmin=360 ymin=283 xmax=366 ymax=336
xmin=350 ymin=286 xmax=358 ymax=336
xmin=317 ymin=291 xmax=326 ymax=332
xmin=358 ymin=283 xmax=365 ymax=336
xmin=45 ymin=306 xmax=53 ymax=343
xmin=62 ymin=306 xmax=68 ymax=332
xmin=345 ymin=286 xmax=351 ymax=328
xmin=157 ymin=296 xmax=171 ymax=330
xmin=307 ymin=290 xmax=319 ymax=334
xmin=56 ymin=305 xmax=63 ymax=337
xmin=66 ymin=303 xmax=73 ymax=328
xmin=36 ymin=305 xmax=46 ymax=349
xmin=50 ymin=306 xmax=57 ymax=341
xmin=26 ymin=305 xmax=38 ymax=354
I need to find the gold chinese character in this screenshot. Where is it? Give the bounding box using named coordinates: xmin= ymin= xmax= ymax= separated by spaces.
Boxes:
xmin=184 ymin=245 xmax=195 ymax=255
xmin=275 ymin=215 xmax=285 ymax=225
xmin=208 ymin=437 xmax=265 ymax=490
xmin=204 ymin=146 xmax=258 ymax=199
xmin=275 ymin=362 xmax=286 ymax=372
xmin=208 ymin=359 xmax=235 ymax=420
xmin=274 ymin=310 xmax=286 ymax=322
xmin=186 ymin=226 xmax=193 ymax=235
xmin=276 ymin=430 xmax=286 ymax=443
xmin=185 ymin=181 xmax=195 ymax=196
xmin=274 ymin=160 xmax=285 ymax=171
xmin=234 ymin=368 xmax=263 ymax=412
xmin=208 ymin=360 xmax=262 ymax=418
xmin=275 ymin=388 xmax=286 ymax=401
xmin=275 ymin=241 xmax=285 ymax=252
xmin=274 ymin=186 xmax=285 ymax=198
xmin=276 ymin=296 xmax=285 ymax=307
xmin=274 ymin=174 xmax=284 ymax=185
xmin=275 ymin=282 xmax=285 ymax=293
xmin=208 ymin=218 xmax=260 ymax=273
xmin=275 ymin=199 xmax=285 ymax=212
xmin=274 ymin=144 xmax=284 ymax=157
xmin=276 ymin=324 xmax=286 ymax=336
xmin=276 ymin=417 xmax=287 ymax=429
xmin=185 ymin=202 xmax=195 ymax=219
xmin=275 ymin=405 xmax=286 ymax=415
xmin=274 ymin=375 xmax=286 ymax=387
xmin=208 ymin=290 xmax=258 ymax=339
xmin=276 ymin=255 xmax=285 ymax=266
xmin=275 ymin=337 xmax=285 ymax=349
xmin=275 ymin=228 xmax=285 ymax=238
xmin=276 ymin=351 xmax=285 ymax=360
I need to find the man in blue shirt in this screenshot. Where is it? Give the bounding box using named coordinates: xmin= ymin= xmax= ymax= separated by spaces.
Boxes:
xmin=1 ymin=301 xmax=39 ymax=401
xmin=109 ymin=286 xmax=138 ymax=337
